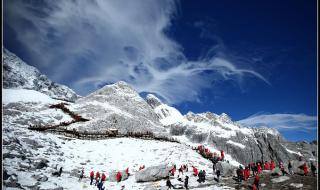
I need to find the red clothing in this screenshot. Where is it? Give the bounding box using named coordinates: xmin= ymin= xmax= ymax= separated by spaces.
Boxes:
xmin=96 ymin=171 xmax=100 ymax=179
xmin=139 ymin=165 xmax=145 ymax=171
xmin=243 ymin=169 xmax=248 ymax=180
xmin=192 ymin=166 xmax=198 ymax=176
xmin=101 ymin=173 xmax=106 ymax=181
xmin=90 ymin=171 xmax=94 ymax=177
xmin=270 ymin=161 xmax=275 ymax=170
xmin=220 ymin=150 xmax=224 ymax=160
xmin=252 ymin=184 xmax=257 ymax=190
xmin=257 ymin=164 xmax=261 ymax=174
xmin=125 ymin=167 xmax=129 ymax=174
xmin=116 ymin=171 xmax=122 ymax=182
xmin=265 ymin=162 xmax=269 ymax=170
xmin=247 ymin=168 xmax=251 ymax=178
xmin=254 ymin=175 xmax=260 ymax=184
xmin=303 ymin=163 xmax=309 ymax=175
xmin=171 ymin=167 xmax=175 ymax=176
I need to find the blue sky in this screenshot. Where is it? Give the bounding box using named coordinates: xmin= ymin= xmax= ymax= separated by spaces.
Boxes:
xmin=3 ymin=0 xmax=317 ymax=142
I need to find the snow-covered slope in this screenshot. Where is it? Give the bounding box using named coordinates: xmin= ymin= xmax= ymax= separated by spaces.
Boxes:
xmin=146 ymin=94 xmax=185 ymax=126
xmin=3 ymin=105 xmax=228 ymax=190
xmin=146 ymin=94 xmax=317 ymax=166
xmin=67 ymin=81 xmax=166 ymax=134
xmin=3 ymin=89 xmax=56 ymax=104
xmin=3 ymin=48 xmax=79 ymax=102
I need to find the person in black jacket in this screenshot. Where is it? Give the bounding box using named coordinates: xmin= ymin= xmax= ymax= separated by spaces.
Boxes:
xmin=216 ymin=169 xmax=221 ymax=182
xmin=166 ymin=177 xmax=174 ymax=189
xmin=288 ymin=160 xmax=293 ymax=175
xmin=184 ymin=176 xmax=189 ymax=189
xmin=311 ymin=162 xmax=317 ymax=176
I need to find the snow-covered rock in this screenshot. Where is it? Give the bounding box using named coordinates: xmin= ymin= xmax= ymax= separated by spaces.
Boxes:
xmin=215 ymin=162 xmax=236 ymax=177
xmin=3 ymin=48 xmax=79 ymax=102
xmin=135 ymin=164 xmax=172 ymax=182
xmin=271 ymin=176 xmax=290 ymax=183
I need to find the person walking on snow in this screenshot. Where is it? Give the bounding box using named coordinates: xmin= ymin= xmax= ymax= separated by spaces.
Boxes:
xmin=311 ymin=162 xmax=317 ymax=176
xmin=79 ymin=167 xmax=84 ymax=181
xmin=303 ymin=162 xmax=309 ymax=176
xmin=171 ymin=166 xmax=176 ymax=176
xmin=220 ymin=150 xmax=225 ymax=161
xmin=125 ymin=167 xmax=130 ymax=176
xmin=184 ymin=176 xmax=189 ymax=189
xmin=116 ymin=171 xmax=122 ymax=182
xmin=216 ymin=169 xmax=221 ymax=182
xmin=101 ymin=173 xmax=106 ymax=181
xmin=253 ymin=175 xmax=260 ymax=190
xmin=178 ymin=166 xmax=183 ymax=175
xmin=264 ymin=161 xmax=269 ymax=170
xmin=257 ymin=163 xmax=262 ymax=174
xmin=288 ymin=160 xmax=293 ymax=175
xmin=90 ymin=170 xmax=94 ymax=185
xmin=192 ymin=166 xmax=199 ymax=176
xmin=270 ymin=160 xmax=275 ymax=170
xmin=166 ymin=176 xmax=174 ymax=189
xmin=95 ymin=171 xmax=100 ymax=185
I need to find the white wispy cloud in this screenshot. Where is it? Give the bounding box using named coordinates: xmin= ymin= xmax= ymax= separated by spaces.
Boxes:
xmin=4 ymin=0 xmax=270 ymax=104
xmin=237 ymin=113 xmax=317 ymax=132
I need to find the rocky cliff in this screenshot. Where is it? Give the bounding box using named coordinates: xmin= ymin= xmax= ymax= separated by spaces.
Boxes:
xmin=3 ymin=48 xmax=79 ymax=102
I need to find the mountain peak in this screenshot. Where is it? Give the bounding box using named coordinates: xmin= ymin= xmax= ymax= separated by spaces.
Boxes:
xmin=146 ymin=94 xmax=162 ymax=109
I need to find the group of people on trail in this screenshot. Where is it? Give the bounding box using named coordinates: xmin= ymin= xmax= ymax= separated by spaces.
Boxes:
xmin=167 ymin=164 xmax=190 ymax=190
xmin=197 ymin=170 xmax=206 ymax=183
xmin=86 ymin=167 xmax=129 ymax=190
xmin=234 ymin=157 xmax=317 ymax=190
xmin=196 ymin=145 xmax=225 ymax=162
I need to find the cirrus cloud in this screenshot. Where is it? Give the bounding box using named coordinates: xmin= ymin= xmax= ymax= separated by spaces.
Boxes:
xmin=237 ymin=113 xmax=317 ymax=133
xmin=4 ymin=0 xmax=270 ymax=105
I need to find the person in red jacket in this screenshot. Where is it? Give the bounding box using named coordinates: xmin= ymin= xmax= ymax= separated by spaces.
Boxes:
xmin=192 ymin=166 xmax=199 ymax=176
xmin=264 ymin=161 xmax=269 ymax=170
xmin=95 ymin=171 xmax=100 ymax=185
xmin=245 ymin=166 xmax=251 ymax=180
xmin=243 ymin=167 xmax=248 ymax=180
xmin=303 ymin=162 xmax=309 ymax=176
xmin=101 ymin=173 xmax=106 ymax=181
xmin=246 ymin=166 xmax=251 ymax=179
xmin=270 ymin=160 xmax=275 ymax=170
xmin=116 ymin=171 xmax=122 ymax=182
xmin=90 ymin=170 xmax=94 ymax=185
xmin=171 ymin=166 xmax=176 ymax=176
xmin=252 ymin=184 xmax=257 ymax=190
xmin=220 ymin=150 xmax=225 ymax=161
xmin=253 ymin=175 xmax=260 ymax=190
xmin=257 ymin=163 xmax=261 ymax=174
xmin=125 ymin=167 xmax=129 ymax=176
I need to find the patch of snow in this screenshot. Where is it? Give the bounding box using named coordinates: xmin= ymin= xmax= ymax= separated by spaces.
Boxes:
xmin=154 ymin=104 xmax=186 ymax=126
xmin=226 ymin=140 xmax=245 ymax=149
xmin=3 ymin=89 xmax=56 ymax=104
xmin=290 ymin=183 xmax=303 ymax=188
xmin=285 ymin=148 xmax=303 ymax=157
xmin=271 ymin=176 xmax=290 ymax=183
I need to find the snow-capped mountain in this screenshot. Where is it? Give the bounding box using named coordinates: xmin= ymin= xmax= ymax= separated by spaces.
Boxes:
xmin=2 ymin=50 xmax=317 ymax=189
xmin=3 ymin=48 xmax=79 ymax=102
xmin=146 ymin=94 xmax=317 ymax=165
xmin=67 ymin=81 xmax=166 ymax=134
